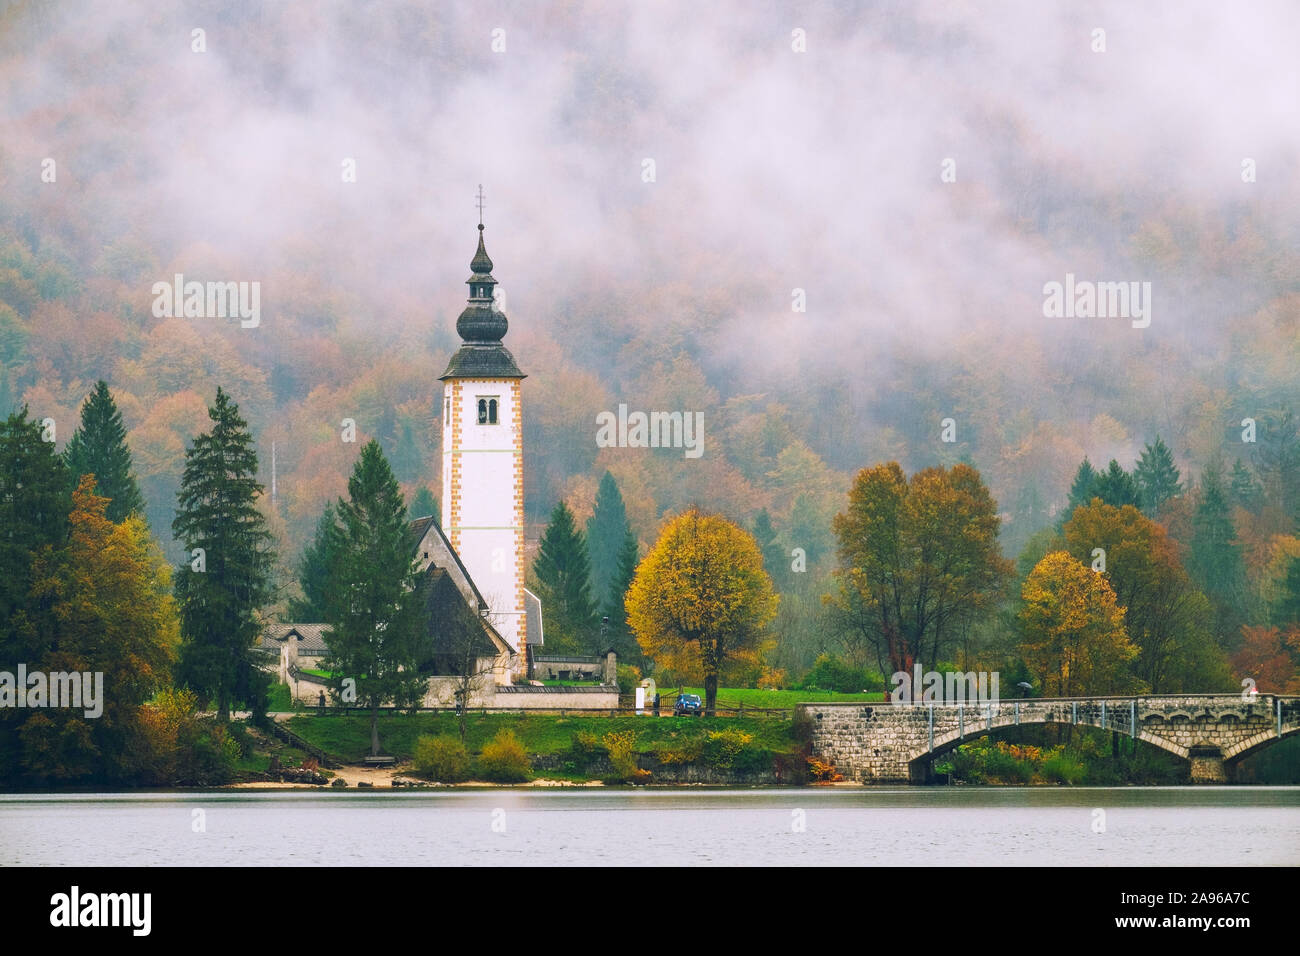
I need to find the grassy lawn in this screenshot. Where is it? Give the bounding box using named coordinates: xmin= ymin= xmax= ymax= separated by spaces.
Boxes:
xmin=670 ymin=687 xmax=885 ymax=707
xmin=267 ymin=682 xmax=296 ymax=711
xmin=288 ymin=711 xmax=797 ymax=763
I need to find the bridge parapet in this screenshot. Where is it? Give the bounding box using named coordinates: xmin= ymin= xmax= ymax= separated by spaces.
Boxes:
xmin=797 ymin=695 xmax=1300 ymax=784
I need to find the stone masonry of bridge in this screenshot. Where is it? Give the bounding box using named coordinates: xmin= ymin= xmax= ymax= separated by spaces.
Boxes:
xmin=798 ymin=695 xmax=1300 ymax=784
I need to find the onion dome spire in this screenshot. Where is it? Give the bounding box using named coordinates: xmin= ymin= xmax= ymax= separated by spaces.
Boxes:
xmin=470 ymin=223 xmax=494 ymax=275
xmin=440 ymin=190 xmax=525 ymax=380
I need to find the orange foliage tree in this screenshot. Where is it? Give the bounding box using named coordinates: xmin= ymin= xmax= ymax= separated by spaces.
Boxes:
xmin=1230 ymin=626 xmax=1300 ymax=694
xmin=626 ymin=507 xmax=777 ymax=713
xmin=830 ymin=462 xmax=1012 ymax=676
xmin=1017 ymin=551 xmax=1138 ymax=697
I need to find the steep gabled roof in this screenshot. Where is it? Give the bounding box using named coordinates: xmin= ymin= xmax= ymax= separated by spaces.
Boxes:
xmin=410 ymin=515 xmax=490 ymax=614
xmin=259 ymin=623 xmax=329 ymax=653
xmin=417 ymin=567 xmax=512 ymax=660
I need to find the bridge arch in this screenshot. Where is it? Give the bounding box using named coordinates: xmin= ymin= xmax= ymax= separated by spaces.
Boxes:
xmin=799 ymin=695 xmax=1300 ymax=783
xmin=1223 ymin=723 xmax=1300 ymax=763
xmin=908 ymin=715 xmax=1191 ymax=769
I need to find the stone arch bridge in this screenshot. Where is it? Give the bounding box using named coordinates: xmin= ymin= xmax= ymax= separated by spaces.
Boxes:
xmin=797 ymin=695 xmax=1300 ymax=783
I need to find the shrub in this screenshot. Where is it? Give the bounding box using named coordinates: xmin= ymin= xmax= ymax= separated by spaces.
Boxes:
xmin=477 ymin=729 xmax=531 ymax=783
xmin=616 ymin=664 xmax=642 ymax=697
xmin=653 ymin=733 xmax=703 ymax=764
xmin=602 ymin=731 xmax=650 ymax=783
xmin=1042 ymin=753 xmax=1086 ymax=785
xmin=701 ymin=727 xmax=753 ymax=770
xmin=948 ymin=743 xmax=984 ymax=783
xmin=414 ymin=734 xmax=471 ymax=782
xmin=568 ymin=730 xmax=607 ymax=771
xmin=806 ymin=756 xmax=843 ymax=782
xmin=798 ymin=654 xmax=885 ymax=693
xmin=982 ymin=747 xmax=1033 ymax=784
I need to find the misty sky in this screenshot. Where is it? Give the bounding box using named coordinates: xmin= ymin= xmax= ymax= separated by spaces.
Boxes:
xmin=4 ymin=0 xmax=1298 ymax=483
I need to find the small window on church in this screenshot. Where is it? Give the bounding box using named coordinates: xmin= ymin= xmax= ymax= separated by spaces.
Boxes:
xmin=478 ymin=396 xmax=499 ymax=425
xmin=488 ymin=398 xmax=498 ymax=424
xmin=444 ymin=396 xmax=450 ymax=426
xmin=478 ymin=399 xmax=488 ymax=424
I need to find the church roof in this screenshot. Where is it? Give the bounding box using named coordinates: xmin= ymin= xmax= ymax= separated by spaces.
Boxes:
xmin=470 ymin=229 xmax=494 ymax=274
xmin=258 ymin=623 xmax=329 ymax=654
xmin=440 ymin=340 xmax=525 ymax=379
xmin=409 ymin=515 xmax=490 ymax=614
xmin=416 ymin=566 xmax=512 ymax=661
xmin=409 ymin=515 xmax=515 ymax=660
xmin=440 ymin=222 xmax=526 ymax=381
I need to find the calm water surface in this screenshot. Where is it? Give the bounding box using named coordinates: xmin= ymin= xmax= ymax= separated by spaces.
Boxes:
xmin=2 ymin=787 xmax=1297 ymax=866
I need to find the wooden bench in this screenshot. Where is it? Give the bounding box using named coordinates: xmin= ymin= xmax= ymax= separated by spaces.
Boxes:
xmin=363 ymin=756 xmax=397 ymax=767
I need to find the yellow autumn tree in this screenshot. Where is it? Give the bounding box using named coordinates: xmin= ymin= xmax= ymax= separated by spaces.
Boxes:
xmin=625 ymin=507 xmax=778 ymax=713
xmin=19 ymin=475 xmax=179 ymax=781
xmin=1018 ymin=551 xmax=1139 ymax=697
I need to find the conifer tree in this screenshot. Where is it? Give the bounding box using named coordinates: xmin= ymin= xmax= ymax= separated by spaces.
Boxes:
xmin=1133 ymin=437 xmax=1181 ymax=520
xmin=63 ymin=380 xmax=145 ymax=523
xmin=0 ymin=407 xmax=72 ymax=661
xmin=172 ymin=388 xmax=275 ymax=722
xmin=287 ymin=503 xmax=338 ymax=621
xmin=1059 ymin=457 xmax=1098 ymax=528
xmin=1188 ymin=463 xmax=1248 ymax=651
xmin=1256 ymin=409 xmax=1300 ymax=529
xmin=321 ymin=440 xmax=427 ymax=757
xmin=585 ymin=471 xmax=630 ymax=607
xmin=408 ymin=485 xmax=438 ymax=523
xmin=1092 ymin=459 xmax=1142 ymax=510
xmin=534 ymin=501 xmax=598 ymax=653
xmin=603 ymin=529 xmax=641 ymax=663
xmin=1229 ymin=458 xmax=1262 ymax=512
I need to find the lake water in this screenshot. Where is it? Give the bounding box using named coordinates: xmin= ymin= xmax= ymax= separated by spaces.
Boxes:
xmin=2 ymin=787 xmax=1298 ymax=866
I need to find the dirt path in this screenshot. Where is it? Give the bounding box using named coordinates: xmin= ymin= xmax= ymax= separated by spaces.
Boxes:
xmin=232 ymin=762 xmax=607 ymax=789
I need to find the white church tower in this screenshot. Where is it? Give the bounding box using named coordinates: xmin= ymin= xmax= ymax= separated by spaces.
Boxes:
xmin=439 ymin=211 xmax=527 ymax=669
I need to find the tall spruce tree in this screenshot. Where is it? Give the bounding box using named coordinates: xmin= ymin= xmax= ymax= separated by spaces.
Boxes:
xmin=287 ymin=503 xmax=338 ymax=621
xmin=63 ymin=380 xmax=145 ymax=523
xmin=1229 ymin=458 xmax=1262 ymax=512
xmin=408 ymin=485 xmax=438 ymax=523
xmin=172 ymin=388 xmax=275 ymax=722
xmin=603 ymin=529 xmax=641 ymax=663
xmin=1188 ymin=463 xmax=1248 ymax=651
xmin=586 ymin=471 xmax=630 ymax=606
xmin=321 ymin=440 xmax=427 ymax=757
xmin=1092 ymin=459 xmax=1142 ymax=510
xmin=1256 ymin=409 xmax=1300 ymax=529
xmin=1133 ymin=437 xmax=1181 ymax=520
xmin=0 ymin=407 xmax=72 ymax=662
xmin=534 ymin=500 xmax=598 ymax=654
xmin=1060 ymin=457 xmax=1098 ymax=528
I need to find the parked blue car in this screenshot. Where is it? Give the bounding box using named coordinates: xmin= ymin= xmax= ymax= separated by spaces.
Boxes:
xmin=674 ymin=693 xmax=704 ymax=716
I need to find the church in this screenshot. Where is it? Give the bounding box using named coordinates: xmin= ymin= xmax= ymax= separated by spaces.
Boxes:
xmin=263 ymin=212 xmax=617 ymax=710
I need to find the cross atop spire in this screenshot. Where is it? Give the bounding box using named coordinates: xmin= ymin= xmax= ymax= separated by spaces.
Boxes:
xmin=475 ymin=184 xmax=486 ymax=228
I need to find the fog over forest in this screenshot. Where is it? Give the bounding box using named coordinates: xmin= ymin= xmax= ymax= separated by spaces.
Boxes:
xmin=2 ymin=0 xmax=1298 ymax=639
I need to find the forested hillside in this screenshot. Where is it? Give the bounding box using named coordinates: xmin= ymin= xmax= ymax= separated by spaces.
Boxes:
xmin=2 ymin=1 xmax=1298 ymax=680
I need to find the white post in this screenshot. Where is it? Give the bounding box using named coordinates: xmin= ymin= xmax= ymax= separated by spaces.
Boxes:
xmin=635 ymin=686 xmax=645 ymax=715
